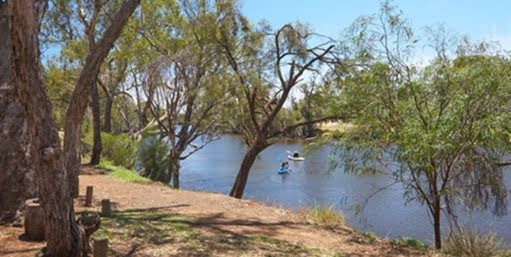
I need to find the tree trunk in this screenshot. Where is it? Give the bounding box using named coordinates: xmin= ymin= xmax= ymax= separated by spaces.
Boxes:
xmin=134 ymin=79 xmax=148 ymax=130
xmin=64 ymin=0 xmax=141 ymax=197
xmin=8 ymin=0 xmax=85 ymax=255
xmin=229 ymin=143 xmax=267 ymax=199
xmin=305 ymin=123 xmax=316 ymax=137
xmin=301 ymin=106 xmax=316 ymax=137
xmin=433 ymin=200 xmax=442 ymax=249
xmin=0 ymin=1 xmax=37 ymax=224
xmin=102 ymin=94 xmax=113 ymax=133
xmin=162 ymin=160 xmax=172 ymax=184
xmin=171 ymin=160 xmax=180 ymax=189
xmin=90 ymin=82 xmax=102 ymax=165
xmin=138 ymin=73 xmax=151 ymax=128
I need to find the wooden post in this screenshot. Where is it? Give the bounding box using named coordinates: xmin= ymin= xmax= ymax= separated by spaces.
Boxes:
xmin=93 ymin=237 xmax=108 ymax=257
xmin=78 ymin=212 xmax=101 ymax=254
xmin=24 ymin=198 xmax=45 ymax=241
xmin=85 ymin=186 xmax=93 ymax=207
xmin=101 ymin=199 xmax=111 ymax=217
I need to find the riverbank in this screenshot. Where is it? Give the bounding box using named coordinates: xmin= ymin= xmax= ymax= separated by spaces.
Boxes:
xmin=0 ymin=166 xmax=439 ymax=257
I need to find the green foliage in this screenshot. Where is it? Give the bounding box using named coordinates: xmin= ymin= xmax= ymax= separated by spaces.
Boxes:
xmin=392 ymin=237 xmax=427 ymax=250
xmin=444 ymin=226 xmax=510 ymax=257
xmin=341 ymin=48 xmax=511 ymax=211
xmin=137 ymin=0 xmax=232 ymax=187
xmin=97 ymin=160 xmax=151 ymax=184
xmin=292 ymin=81 xmax=344 ymax=137
xmin=84 ymin=132 xmax=137 ymax=168
xmin=361 ymin=232 xmax=379 ymax=244
xmin=136 ymin=135 xmax=170 ymax=183
xmin=109 ymin=95 xmax=139 ymax=133
xmin=102 ymin=133 xmax=136 ymax=168
xmin=44 ymin=61 xmax=77 ymax=129
xmin=338 ymin=2 xmax=511 ymax=248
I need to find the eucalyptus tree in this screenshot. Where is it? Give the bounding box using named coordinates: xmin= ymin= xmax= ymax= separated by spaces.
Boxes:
xmin=140 ymin=0 xmax=229 ymax=188
xmin=2 ymin=0 xmax=141 ymax=252
xmin=98 ymin=49 xmax=129 ymax=133
xmin=96 ymin=7 xmax=150 ymax=134
xmin=44 ymin=0 xmax=108 ymax=165
xmin=212 ymin=1 xmax=341 ymax=198
xmin=4 ymin=0 xmax=86 ymax=255
xmin=0 ymin=1 xmax=38 ymax=223
xmin=42 ymin=0 xmax=141 ymax=196
xmin=43 ymin=0 xmax=144 ymax=135
xmin=110 ymin=8 xmax=177 ymax=135
xmin=340 ymin=3 xmax=511 ymax=249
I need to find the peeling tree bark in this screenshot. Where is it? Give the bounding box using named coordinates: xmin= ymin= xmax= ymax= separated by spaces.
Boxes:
xmin=63 ymin=0 xmax=141 ymax=197
xmin=8 ymin=0 xmax=85 ymax=255
xmin=0 ymin=0 xmax=37 ymax=224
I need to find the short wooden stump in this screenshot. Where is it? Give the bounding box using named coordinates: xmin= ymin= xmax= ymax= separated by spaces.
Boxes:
xmin=24 ymin=198 xmax=45 ymax=241
xmin=93 ymin=237 xmax=108 ymax=257
xmin=85 ymin=186 xmax=94 ymax=207
xmin=101 ymin=199 xmax=112 ymax=217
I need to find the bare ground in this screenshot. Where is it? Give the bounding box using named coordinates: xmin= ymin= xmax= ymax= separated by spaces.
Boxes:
xmin=0 ymin=167 xmax=440 ymax=257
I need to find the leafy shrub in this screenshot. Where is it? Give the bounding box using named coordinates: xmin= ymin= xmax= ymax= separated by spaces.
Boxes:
xmin=82 ymin=130 xmax=137 ymax=168
xmin=392 ymin=236 xmax=427 ymax=250
xmin=101 ymin=133 xmax=137 ymax=168
xmin=136 ymin=135 xmax=170 ymax=183
xmin=80 ymin=127 xmax=93 ymax=159
xmin=444 ymin=226 xmax=509 ymax=257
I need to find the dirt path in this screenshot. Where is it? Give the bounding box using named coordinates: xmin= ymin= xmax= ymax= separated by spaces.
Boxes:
xmin=1 ymin=168 xmax=438 ymax=257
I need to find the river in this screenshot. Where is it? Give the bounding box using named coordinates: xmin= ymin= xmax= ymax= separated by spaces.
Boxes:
xmin=175 ymin=135 xmax=511 ymax=245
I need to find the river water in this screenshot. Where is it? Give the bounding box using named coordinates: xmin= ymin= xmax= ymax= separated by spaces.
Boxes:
xmin=176 ymin=135 xmax=511 ymax=245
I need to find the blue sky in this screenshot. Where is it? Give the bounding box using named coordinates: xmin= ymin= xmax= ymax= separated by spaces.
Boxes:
xmin=241 ymin=0 xmax=511 ymax=48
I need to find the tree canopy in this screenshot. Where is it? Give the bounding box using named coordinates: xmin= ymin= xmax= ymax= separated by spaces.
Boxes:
xmin=337 ymin=2 xmax=511 ymax=248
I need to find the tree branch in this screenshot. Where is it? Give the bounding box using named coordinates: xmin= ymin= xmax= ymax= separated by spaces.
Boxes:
xmin=270 ymin=115 xmax=341 ymax=138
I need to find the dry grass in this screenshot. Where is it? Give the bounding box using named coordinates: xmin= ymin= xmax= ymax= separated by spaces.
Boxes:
xmin=297 ymin=205 xmax=345 ymax=228
xmin=318 ymin=122 xmax=356 ymax=134
xmin=444 ymin=226 xmax=511 ymax=257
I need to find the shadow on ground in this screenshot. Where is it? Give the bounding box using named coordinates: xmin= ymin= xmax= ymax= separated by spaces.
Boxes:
xmin=96 ymin=209 xmax=341 ymax=257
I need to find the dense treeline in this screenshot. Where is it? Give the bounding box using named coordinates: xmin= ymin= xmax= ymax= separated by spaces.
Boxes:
xmin=1 ymin=0 xmax=510 ymax=255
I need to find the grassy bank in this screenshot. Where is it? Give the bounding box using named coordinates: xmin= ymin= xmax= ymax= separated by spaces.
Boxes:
xmin=298 ymin=204 xmax=346 ymax=229
xmin=96 ymin=160 xmax=152 ymax=184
